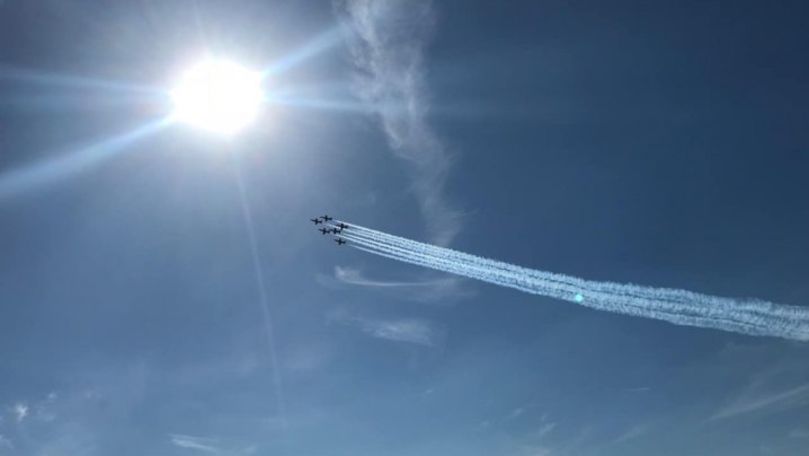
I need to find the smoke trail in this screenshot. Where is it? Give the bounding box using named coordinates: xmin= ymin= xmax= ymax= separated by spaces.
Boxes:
xmin=344 ymin=225 xmax=809 ymax=323
xmin=348 ymin=225 xmax=809 ymax=323
xmin=339 ymin=232 xmax=776 ymax=337
xmin=343 ymin=229 xmax=808 ymax=338
xmin=331 ymin=222 xmax=809 ymax=341
xmin=344 ymin=232 xmax=803 ymax=338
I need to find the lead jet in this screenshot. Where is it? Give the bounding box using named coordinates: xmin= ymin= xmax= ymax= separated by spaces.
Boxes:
xmin=322 ymin=215 xmax=333 ymax=222
xmin=310 ymin=217 xmax=323 ymax=225
xmin=319 ymin=227 xmax=330 ymax=235
xmin=334 ymin=238 xmax=346 ymax=246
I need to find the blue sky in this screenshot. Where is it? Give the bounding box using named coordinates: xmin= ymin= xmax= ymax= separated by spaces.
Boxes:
xmin=1 ymin=1 xmax=809 ymax=455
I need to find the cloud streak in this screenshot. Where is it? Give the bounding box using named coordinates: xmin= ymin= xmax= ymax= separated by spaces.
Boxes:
xmin=360 ymin=318 xmax=438 ymax=346
xmin=711 ymin=382 xmax=809 ymax=421
xmin=336 ymin=0 xmax=461 ymax=246
xmin=789 ymin=428 xmax=809 ymax=439
xmin=12 ymin=403 xmax=28 ymax=423
xmin=170 ymin=434 xmax=221 ymax=453
xmin=612 ymin=424 xmax=650 ymax=444
xmin=333 ymin=265 xmax=454 ymax=289
xmin=319 ymin=265 xmax=468 ymax=302
xmin=331 ymin=311 xmax=440 ymax=346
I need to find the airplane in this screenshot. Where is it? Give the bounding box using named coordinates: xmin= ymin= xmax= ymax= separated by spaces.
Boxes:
xmin=319 ymin=227 xmax=330 ymax=235
xmin=336 ymin=222 xmax=349 ymax=230
xmin=334 ymin=238 xmax=346 ymax=246
xmin=330 ymin=227 xmax=343 ymax=234
xmin=322 ymin=215 xmax=333 ymax=222
xmin=310 ymin=218 xmax=323 ymax=225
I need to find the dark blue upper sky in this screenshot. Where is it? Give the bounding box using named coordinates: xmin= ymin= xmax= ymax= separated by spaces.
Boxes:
xmin=1 ymin=1 xmax=808 ymax=455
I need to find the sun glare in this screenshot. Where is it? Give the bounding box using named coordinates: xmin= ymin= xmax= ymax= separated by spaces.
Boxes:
xmin=170 ymin=59 xmax=263 ymax=136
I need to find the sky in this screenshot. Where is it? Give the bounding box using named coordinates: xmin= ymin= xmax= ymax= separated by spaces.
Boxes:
xmin=1 ymin=1 xmax=809 ymax=455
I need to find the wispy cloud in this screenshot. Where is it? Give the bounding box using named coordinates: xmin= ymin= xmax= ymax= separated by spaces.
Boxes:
xmin=519 ymin=445 xmax=553 ymax=456
xmin=360 ymin=318 xmax=439 ymax=346
xmin=710 ymin=382 xmax=809 ymax=421
xmin=318 ymin=265 xmax=470 ymax=302
xmin=1 ymin=367 xmax=271 ymax=456
xmin=625 ymin=386 xmax=651 ymax=393
xmin=512 ymin=416 xmax=558 ymax=456
xmin=333 ymin=265 xmax=451 ymax=289
xmin=507 ymin=407 xmax=526 ymax=420
xmin=612 ymin=423 xmax=650 ymax=444
xmin=331 ymin=311 xmax=441 ymax=346
xmin=12 ymin=403 xmax=28 ymax=423
xmin=789 ymin=428 xmax=809 ymax=439
xmin=170 ymin=434 xmax=221 ymax=453
xmin=536 ymin=421 xmax=557 ymax=439
xmin=336 ymin=0 xmax=462 ymax=246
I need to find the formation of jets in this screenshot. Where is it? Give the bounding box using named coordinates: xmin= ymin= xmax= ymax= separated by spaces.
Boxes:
xmin=319 ymin=227 xmax=343 ymax=235
xmin=310 ymin=215 xmax=333 ymax=225
xmin=310 ymin=215 xmax=348 ymax=246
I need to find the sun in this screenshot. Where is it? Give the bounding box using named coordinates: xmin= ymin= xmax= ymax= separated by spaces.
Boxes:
xmin=170 ymin=58 xmax=263 ymax=136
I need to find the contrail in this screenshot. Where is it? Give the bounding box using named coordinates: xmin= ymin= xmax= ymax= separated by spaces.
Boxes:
xmin=329 ymin=222 xmax=809 ymax=341
xmin=343 ymin=228 xmax=809 ymax=338
xmin=339 ymin=233 xmax=774 ymax=336
xmin=346 ymin=226 xmax=807 ymax=321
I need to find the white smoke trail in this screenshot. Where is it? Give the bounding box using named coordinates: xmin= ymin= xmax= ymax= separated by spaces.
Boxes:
xmin=339 ymin=232 xmax=775 ymax=337
xmin=330 ymin=222 xmax=809 ymax=341
xmin=345 ymin=234 xmax=803 ymax=338
xmin=346 ymin=228 xmax=809 ymax=335
xmin=343 ymin=225 xmax=809 ymax=323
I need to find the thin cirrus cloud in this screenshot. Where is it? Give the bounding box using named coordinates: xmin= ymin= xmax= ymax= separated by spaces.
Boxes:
xmin=318 ymin=265 xmax=469 ymax=302
xmin=789 ymin=428 xmax=809 ymax=439
xmin=169 ymin=434 xmax=221 ymax=454
xmin=537 ymin=421 xmax=557 ymax=439
xmin=612 ymin=423 xmax=651 ymax=445
xmin=12 ymin=403 xmax=28 ymax=423
xmin=360 ymin=318 xmax=438 ymax=346
xmin=330 ymin=310 xmax=441 ymax=346
xmin=169 ymin=432 xmax=257 ymax=454
xmin=710 ymin=382 xmax=809 ymax=421
xmin=335 ymin=0 xmax=462 ymax=247
xmin=333 ymin=265 xmax=454 ymax=289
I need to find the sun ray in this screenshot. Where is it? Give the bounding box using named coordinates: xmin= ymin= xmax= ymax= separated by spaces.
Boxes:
xmin=260 ymin=26 xmax=343 ymax=79
xmin=231 ymin=153 xmax=288 ymax=429
xmin=0 ymin=117 xmax=170 ymax=199
xmin=266 ymin=94 xmax=375 ymax=114
xmin=0 ymin=63 xmax=164 ymax=95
